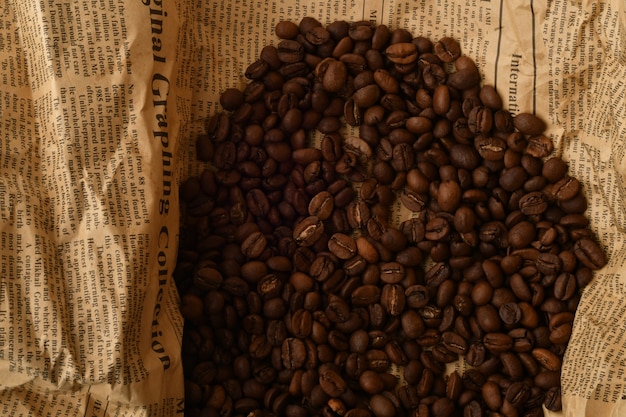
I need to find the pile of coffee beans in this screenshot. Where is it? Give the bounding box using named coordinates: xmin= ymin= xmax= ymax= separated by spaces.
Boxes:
xmin=176 ymin=17 xmax=607 ymax=417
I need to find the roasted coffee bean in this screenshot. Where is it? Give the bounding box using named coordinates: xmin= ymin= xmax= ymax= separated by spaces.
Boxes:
xmin=542 ymin=157 xmax=568 ymax=182
xmin=544 ymin=386 xmax=562 ymax=411
xmin=552 ymin=176 xmax=580 ymax=201
xmin=526 ymin=134 xmax=555 ymax=158
xmin=441 ymin=331 xmax=468 ymax=355
xmin=381 ymin=284 xmax=406 ymax=316
xmin=474 ymin=135 xmax=505 ymax=161
xmin=574 ymin=238 xmax=607 ymax=270
xmin=532 ymin=348 xmax=561 ymax=371
xmin=241 ymin=231 xmax=268 ymax=258
xmin=308 ymin=191 xmax=335 ymax=220
xmin=293 ymin=216 xmax=325 ymax=247
xmin=434 ymin=37 xmax=460 ymax=62
xmin=385 ymin=42 xmax=417 ymax=65
xmin=351 ymin=285 xmax=381 ymax=306
xmin=379 ymin=262 xmax=405 ymax=284
xmin=479 ymin=85 xmax=503 ymax=110
xmin=505 ymin=382 xmax=531 ymax=408
xmin=437 ymin=180 xmax=462 ymax=213
xmin=328 ymin=233 xmax=357 ymax=260
xmin=483 ymin=332 xmax=513 ymax=353
xmin=281 ymin=337 xmax=307 ymax=369
xmin=513 ymin=112 xmax=546 ymax=135
xmin=499 ymin=302 xmax=522 ymax=326
xmin=319 ymin=367 xmax=347 ymax=397
xmin=480 ymin=381 xmax=502 ymax=411
xmin=519 ymin=191 xmax=548 ymax=215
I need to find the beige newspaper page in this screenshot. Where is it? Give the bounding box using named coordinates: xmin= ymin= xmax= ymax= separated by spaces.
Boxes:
xmin=0 ymin=1 xmax=185 ymax=416
xmin=179 ymin=1 xmax=626 ymax=416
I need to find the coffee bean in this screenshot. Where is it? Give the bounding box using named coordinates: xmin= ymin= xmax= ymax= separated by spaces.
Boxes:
xmin=293 ymin=216 xmax=325 ymax=247
xmin=328 ymin=233 xmax=357 ymax=260
xmin=544 ymin=386 xmax=563 ymax=411
xmin=512 ymin=112 xmax=546 ymax=135
xmin=526 ymin=134 xmax=554 ymax=158
xmin=483 ymin=332 xmax=513 ymax=353
xmin=532 ymin=347 xmax=561 ymax=371
xmin=474 ymin=135 xmax=505 ymax=160
xmin=276 ymin=20 xmax=300 ymax=39
xmin=552 ymin=176 xmax=580 ymax=201
xmin=381 ymin=284 xmax=406 ymax=316
xmin=478 ymin=85 xmax=503 ymax=110
xmin=319 ymin=367 xmax=347 ymax=397
xmin=475 ymin=304 xmax=500 ymax=333
xmin=499 ymin=302 xmax=522 ymax=326
xmin=441 ymin=331 xmax=467 ymax=355
xmin=434 ymin=37 xmax=460 ymax=62
xmin=505 ymin=381 xmax=531 ymax=408
xmin=241 ymin=231 xmax=268 ymax=258
xmin=519 ymin=191 xmax=548 ymax=215
xmin=369 ymin=394 xmax=396 ymax=417
xmin=574 ymin=238 xmax=607 ymax=270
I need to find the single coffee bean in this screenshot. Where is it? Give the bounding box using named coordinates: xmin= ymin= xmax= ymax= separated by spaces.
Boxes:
xmin=437 ymin=180 xmax=462 ymax=213
xmin=532 ymin=347 xmax=562 ymax=371
xmin=475 ymin=304 xmax=501 ymax=333
xmin=319 ymin=367 xmax=347 ymax=397
xmin=385 ymin=42 xmax=417 ymax=64
xmin=479 ymin=85 xmax=503 ymax=110
xmin=434 ymin=37 xmax=460 ymax=62
xmin=519 ymin=191 xmax=548 ymax=215
xmin=483 ymin=332 xmax=513 ymax=353
xmin=293 ymin=216 xmax=325 ymax=247
xmin=328 ymin=233 xmax=357 ymax=260
xmin=241 ymin=231 xmax=268 ymax=258
xmin=276 ymin=20 xmax=300 ymax=39
xmin=281 ymin=337 xmax=307 ymax=369
xmin=441 ymin=331 xmax=468 ymax=355
xmin=499 ymin=302 xmax=522 ymax=326
xmin=526 ymin=134 xmax=554 ymax=157
xmin=351 ymin=285 xmax=381 ymax=307
xmin=544 ymin=386 xmax=563 ymax=411
xmin=379 ymin=262 xmax=406 ymax=284
xmin=307 ymin=191 xmax=335 ymax=220
xmin=513 ymin=112 xmax=546 ymax=135
xmin=474 ymin=135 xmax=505 ymax=161
xmin=381 ymin=284 xmax=406 ymax=316
xmin=505 ymin=381 xmax=530 ymax=408
xmin=509 ymin=327 xmax=535 ymax=352
xmin=465 ymin=342 xmax=486 ymax=367
xmin=552 ymin=176 xmax=580 ymax=201
xmin=573 ymin=238 xmax=607 ymax=270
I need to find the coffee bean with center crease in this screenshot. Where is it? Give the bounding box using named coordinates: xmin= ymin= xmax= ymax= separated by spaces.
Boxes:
xmin=319 ymin=366 xmax=347 ymax=397
xmin=574 ymin=238 xmax=607 ymax=269
xmin=544 ymin=386 xmax=563 ymax=411
xmin=328 ymin=233 xmax=357 ymax=259
xmin=241 ymin=231 xmax=268 ymax=258
xmin=282 ymin=337 xmax=307 ymax=369
xmin=381 ymin=284 xmax=406 ymax=316
xmin=308 ymin=191 xmax=335 ymax=220
xmin=293 ymin=216 xmax=325 ymax=247
xmin=385 ymin=42 xmax=417 ymax=64
xmin=434 ymin=37 xmax=460 ymax=63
